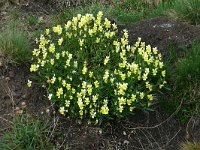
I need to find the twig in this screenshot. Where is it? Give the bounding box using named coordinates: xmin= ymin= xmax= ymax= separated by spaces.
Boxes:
xmin=122 ymin=99 xmax=183 ymax=130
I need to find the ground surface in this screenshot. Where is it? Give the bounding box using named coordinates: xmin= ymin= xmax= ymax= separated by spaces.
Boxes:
xmin=0 ymin=2 xmax=200 ymax=150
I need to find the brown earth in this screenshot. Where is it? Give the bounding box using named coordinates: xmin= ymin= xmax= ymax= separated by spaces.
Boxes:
xmin=1 ymin=4 xmax=200 ymax=149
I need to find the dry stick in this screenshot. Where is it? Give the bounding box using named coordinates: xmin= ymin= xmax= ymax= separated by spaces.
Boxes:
xmin=134 ymin=130 xmax=145 ymax=150
xmin=48 ymin=115 xmax=59 ymax=141
xmin=122 ymin=99 xmax=183 ymax=130
xmin=141 ymin=129 xmax=162 ymax=150
xmin=185 ymin=117 xmax=195 ymax=140
xmin=139 ymin=129 xmax=155 ymax=149
xmin=58 ymin=120 xmax=72 ymax=149
xmin=161 ymin=127 xmax=182 ymax=149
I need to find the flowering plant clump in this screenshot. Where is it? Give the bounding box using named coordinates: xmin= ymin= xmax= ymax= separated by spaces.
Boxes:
xmin=28 ymin=11 xmax=166 ymax=123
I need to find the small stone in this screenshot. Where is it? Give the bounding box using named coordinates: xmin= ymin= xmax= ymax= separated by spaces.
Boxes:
xmin=21 ymin=102 xmax=26 ymax=108
xmin=8 ymin=71 xmax=15 ymax=78
xmin=123 ymin=131 xmax=127 ymax=135
xmin=5 ymin=77 xmax=10 ymax=81
xmin=124 ymin=140 xmax=129 ymax=145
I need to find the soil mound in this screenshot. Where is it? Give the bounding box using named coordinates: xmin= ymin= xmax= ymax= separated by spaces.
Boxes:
xmin=119 ymin=17 xmax=200 ymax=56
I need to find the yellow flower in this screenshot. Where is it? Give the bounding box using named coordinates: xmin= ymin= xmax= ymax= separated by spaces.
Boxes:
xmin=159 ymin=62 xmax=164 ymax=68
xmin=89 ymin=71 xmax=93 ymax=78
xmin=72 ymin=88 xmax=76 ymax=94
xmin=79 ymin=39 xmax=84 ymax=47
xmin=82 ymin=66 xmax=87 ymax=75
xmin=147 ymin=94 xmax=153 ymax=101
xmin=87 ymin=84 xmax=93 ymax=95
xmin=94 ymin=80 xmax=99 ymax=88
xmin=101 ymin=105 xmax=109 ymax=115
xmin=103 ymin=70 xmax=110 ymax=83
xmin=123 ymin=29 xmax=128 ymax=39
xmin=30 ymin=64 xmax=39 ymax=72
xmin=59 ymin=107 xmax=65 ymax=115
xmin=131 ymin=94 xmax=136 ymax=102
xmin=56 ymin=88 xmax=63 ymax=98
xmin=104 ymin=56 xmax=110 ymax=65
xmin=65 ymin=100 xmax=70 ymax=107
xmin=53 ymin=25 xmax=62 ymax=35
xmin=45 ymin=29 xmax=50 ymax=35
xmin=27 ymin=80 xmax=32 ymax=87
xmin=104 ymin=18 xmax=111 ymax=29
xmin=66 ymin=83 xmax=71 ymax=90
xmin=77 ymin=99 xmax=84 ymax=110
xmin=153 ymin=47 xmax=158 ymax=54
xmin=152 ymin=68 xmax=157 ymax=76
xmin=127 ymin=99 xmax=132 ymax=105
xmin=83 ymin=97 xmax=89 ymax=105
xmin=119 ymin=62 xmax=126 ymax=68
xmin=161 ymin=70 xmax=166 ymax=77
xmin=119 ymin=105 xmax=124 ymax=113
xmin=118 ymin=83 xmax=128 ymax=91
xmin=112 ymin=23 xmax=117 ymax=30
xmin=77 ymin=92 xmax=82 ymax=100
xmin=110 ymin=78 xmax=115 ymax=84
xmin=140 ymin=92 xmax=144 ymax=99
xmin=65 ymin=21 xmax=72 ymax=30
xmin=82 ymin=81 xmax=87 ymax=88
xmin=48 ymin=93 xmax=53 ymax=100
xmin=51 ymin=76 xmax=56 ymax=84
xmin=118 ymin=97 xmax=126 ymax=105
xmin=32 ymin=49 xmax=40 ymax=56
xmin=130 ymin=107 xmax=134 ymax=112
xmin=92 ymin=95 xmax=98 ymax=103
xmin=55 ymin=53 xmax=60 ymax=60
xmin=120 ymin=73 xmax=126 ymax=81
xmin=142 ymin=73 xmax=148 ymax=81
xmin=58 ymin=37 xmax=63 ymax=46
xmin=50 ymin=59 xmax=54 ymax=65
xmin=49 ymin=43 xmax=55 ymax=53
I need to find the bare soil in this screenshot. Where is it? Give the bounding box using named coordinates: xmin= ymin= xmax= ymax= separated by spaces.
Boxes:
xmin=1 ymin=3 xmax=200 ymax=150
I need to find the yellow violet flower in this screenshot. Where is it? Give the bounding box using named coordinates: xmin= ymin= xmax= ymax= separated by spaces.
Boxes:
xmin=131 ymin=94 xmax=136 ymax=102
xmin=27 ymin=80 xmax=32 ymax=87
xmin=53 ymin=25 xmax=62 ymax=35
xmin=94 ymin=80 xmax=99 ymax=88
xmin=161 ymin=70 xmax=166 ymax=77
xmin=59 ymin=107 xmax=65 ymax=115
xmin=104 ymin=56 xmax=110 ymax=65
xmin=147 ymin=94 xmax=153 ymax=101
xmin=101 ymin=105 xmax=109 ymax=115
xmin=58 ymin=37 xmax=63 ymax=46
xmin=30 ymin=64 xmax=39 ymax=72
xmin=82 ymin=66 xmax=87 ymax=75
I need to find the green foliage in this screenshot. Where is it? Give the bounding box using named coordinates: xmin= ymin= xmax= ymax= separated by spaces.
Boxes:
xmin=148 ymin=1 xmax=174 ymax=18
xmin=181 ymin=142 xmax=200 ymax=150
xmin=119 ymin=0 xmax=149 ymax=12
xmin=0 ymin=114 xmax=53 ymax=150
xmin=176 ymin=42 xmax=200 ymax=85
xmin=29 ymin=12 xmax=166 ymax=123
xmin=0 ymin=22 xmax=31 ymax=64
xmin=173 ymin=0 xmax=200 ymax=25
xmin=27 ymin=15 xmax=39 ymax=26
xmin=161 ymin=42 xmax=200 ymax=122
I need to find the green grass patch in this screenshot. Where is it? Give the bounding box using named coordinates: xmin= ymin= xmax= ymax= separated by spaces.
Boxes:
xmin=173 ymin=0 xmax=200 ymax=25
xmin=0 ymin=114 xmax=53 ymax=150
xmin=161 ymin=42 xmax=200 ymax=122
xmin=0 ymin=22 xmax=31 ymax=64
